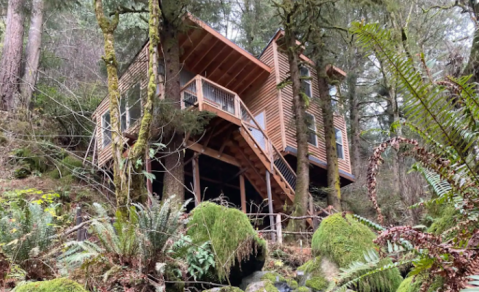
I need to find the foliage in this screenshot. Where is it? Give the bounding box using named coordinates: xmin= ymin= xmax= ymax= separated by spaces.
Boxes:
xmin=14 ymin=278 xmax=87 ymax=292
xmin=187 ymin=202 xmax=267 ymax=281
xmin=312 ymin=214 xmax=402 ymax=292
xmin=169 ymin=234 xmax=215 ymax=280
xmin=60 ymin=198 xmax=187 ymax=290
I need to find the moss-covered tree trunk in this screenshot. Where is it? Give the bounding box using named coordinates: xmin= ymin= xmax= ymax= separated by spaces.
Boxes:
xmin=0 ymin=0 xmax=26 ymax=111
xmin=127 ymin=0 xmax=161 ymax=203
xmin=281 ymin=0 xmax=310 ymax=229
xmin=316 ymin=64 xmax=341 ymax=211
xmin=94 ymin=0 xmax=128 ymax=215
xmin=160 ymin=1 xmax=184 ymax=204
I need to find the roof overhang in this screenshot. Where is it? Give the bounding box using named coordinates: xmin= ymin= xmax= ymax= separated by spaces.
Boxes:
xmin=178 ymin=14 xmax=271 ymax=95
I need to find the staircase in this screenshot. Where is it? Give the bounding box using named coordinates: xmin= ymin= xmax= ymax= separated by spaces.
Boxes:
xmin=182 ymin=75 xmax=315 ymax=215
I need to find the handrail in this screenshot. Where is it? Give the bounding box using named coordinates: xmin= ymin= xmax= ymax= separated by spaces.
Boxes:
xmin=180 ymin=75 xmax=316 ymax=214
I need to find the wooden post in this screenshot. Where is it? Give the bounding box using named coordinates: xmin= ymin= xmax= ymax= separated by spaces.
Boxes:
xmin=146 ymin=155 xmax=153 ymax=206
xmin=309 ymin=195 xmax=314 ymax=215
xmin=240 ymin=174 xmax=246 ymax=213
xmin=192 ymin=153 xmax=201 ymax=206
xmin=266 ymin=171 xmax=276 ymax=241
xmin=276 ymin=213 xmax=282 ymax=244
xmin=197 ymin=76 xmax=203 ymax=111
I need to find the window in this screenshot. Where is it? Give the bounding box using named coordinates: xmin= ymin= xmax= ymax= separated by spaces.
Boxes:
xmin=329 ymin=85 xmax=339 ymax=111
xmin=101 ymin=111 xmax=111 ymax=148
xmin=305 ymin=113 xmax=317 ymax=146
xmin=335 ymin=128 xmax=344 ymax=159
xmin=120 ymin=83 xmax=142 ymax=131
xmin=300 ymin=66 xmax=312 ymax=98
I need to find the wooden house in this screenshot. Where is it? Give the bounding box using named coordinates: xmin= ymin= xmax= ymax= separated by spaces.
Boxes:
xmin=91 ymin=14 xmax=355 ymax=215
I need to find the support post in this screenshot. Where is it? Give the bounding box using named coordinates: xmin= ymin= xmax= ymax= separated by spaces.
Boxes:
xmin=240 ymin=174 xmax=246 ymax=213
xmin=276 ymin=213 xmax=282 ymax=244
xmin=146 ymin=154 xmax=153 ymax=206
xmin=266 ymin=171 xmax=276 ymax=241
xmin=309 ymin=195 xmax=314 ymax=215
xmin=192 ymin=153 xmax=201 ymax=206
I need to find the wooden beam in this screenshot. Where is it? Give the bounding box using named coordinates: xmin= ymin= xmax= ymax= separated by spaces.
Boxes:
xmin=240 ymin=174 xmax=246 ymax=213
xmin=225 ymin=168 xmax=248 ymax=184
xmin=192 ymin=154 xmax=201 ymax=206
xmin=202 ymin=123 xmax=217 ymax=150
xmin=211 ymin=123 xmax=233 ymax=139
xmin=224 ymin=61 xmax=252 ymax=88
xmin=237 ymin=69 xmax=266 ymax=96
xmin=231 ymin=66 xmax=259 ymax=93
xmin=198 ymin=44 xmax=228 ymax=75
xmin=208 ymin=50 xmax=237 ymax=80
xmin=191 ymin=38 xmax=220 ymax=72
xmin=217 ymin=55 xmax=246 ymax=85
xmin=185 ymin=172 xmax=240 ymax=190
xmin=186 ymin=140 xmax=240 ymax=167
xmin=180 ymin=31 xmax=210 ymax=63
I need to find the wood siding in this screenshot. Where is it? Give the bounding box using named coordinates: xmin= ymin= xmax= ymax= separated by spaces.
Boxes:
xmin=245 ymin=40 xmax=352 ymax=176
xmin=92 ymin=44 xmax=149 ymax=167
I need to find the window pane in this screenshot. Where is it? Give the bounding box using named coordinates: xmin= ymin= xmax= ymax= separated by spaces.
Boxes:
xmin=302 ymin=80 xmax=312 ymax=98
xmin=305 ymin=113 xmax=316 ymax=145
xmin=300 ymin=66 xmax=309 ymax=77
xmin=102 ymin=111 xmax=111 ymax=147
xmin=335 ymin=128 xmax=343 ymax=144
xmin=336 ymin=143 xmax=344 ymax=159
xmin=309 ymin=132 xmax=317 ymax=146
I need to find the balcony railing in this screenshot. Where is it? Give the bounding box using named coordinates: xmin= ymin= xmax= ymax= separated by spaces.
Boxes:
xmin=181 ymin=75 xmax=314 ymax=213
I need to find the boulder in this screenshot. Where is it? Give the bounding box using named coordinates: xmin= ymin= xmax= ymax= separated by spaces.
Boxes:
xmin=14 ymin=278 xmax=87 ymax=292
xmin=240 ymin=271 xmax=269 ymax=290
xmin=245 ymin=280 xmax=279 ymax=292
xmin=296 ymin=257 xmax=329 ymax=291
xmin=312 ymin=214 xmax=403 ymax=292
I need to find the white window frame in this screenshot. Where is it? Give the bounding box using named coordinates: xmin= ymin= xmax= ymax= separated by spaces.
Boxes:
xmin=335 ymin=128 xmax=344 ymax=159
xmin=305 ymin=112 xmax=317 ymax=147
xmin=101 ymin=110 xmax=111 ymax=149
xmin=300 ymin=66 xmax=312 ymax=99
xmin=121 ymin=83 xmax=142 ymax=130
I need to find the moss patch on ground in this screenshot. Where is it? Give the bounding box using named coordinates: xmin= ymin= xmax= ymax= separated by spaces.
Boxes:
xmin=188 ymin=202 xmax=267 ymax=281
xmin=14 ymin=278 xmax=87 ymax=292
xmin=48 ymin=155 xmax=83 ymax=180
xmin=261 ymin=272 xmax=285 ymax=283
xmin=312 ymin=214 xmax=402 ymax=292
xmin=297 ymin=257 xmax=328 ymax=291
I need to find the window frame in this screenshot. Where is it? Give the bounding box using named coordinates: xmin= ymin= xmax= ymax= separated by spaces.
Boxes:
xmin=305 ymin=112 xmax=317 ymax=147
xmin=335 ymin=128 xmax=344 ymax=159
xmin=101 ymin=110 xmax=111 ymax=149
xmin=300 ymin=66 xmax=312 ymax=99
xmin=120 ymin=83 xmax=142 ymax=131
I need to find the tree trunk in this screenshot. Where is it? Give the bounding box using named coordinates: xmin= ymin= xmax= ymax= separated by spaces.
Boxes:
xmin=94 ymin=0 xmax=128 ymax=216
xmin=347 ymin=72 xmax=360 ymax=175
xmin=317 ymin=64 xmax=341 ymax=211
xmin=284 ymin=22 xmax=309 ymax=229
xmin=20 ymin=0 xmax=44 ymax=109
xmin=464 ymin=3 xmax=479 ymax=83
xmin=0 ymin=0 xmax=26 ymax=111
xmin=160 ymin=8 xmax=184 ymax=204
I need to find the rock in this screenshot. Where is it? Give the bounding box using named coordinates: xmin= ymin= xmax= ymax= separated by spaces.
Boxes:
xmin=296 ymin=256 xmax=330 ymax=291
xmin=204 ymin=287 xmax=244 ymax=292
xmin=240 ymin=271 xmax=269 ymax=290
xmin=293 ymin=288 xmax=311 ymax=292
xmin=245 ymin=280 xmax=279 ymax=292
xmin=14 ymin=278 xmax=87 ymax=292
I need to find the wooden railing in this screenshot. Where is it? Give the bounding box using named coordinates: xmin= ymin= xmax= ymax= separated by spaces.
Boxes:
xmin=180 ymin=75 xmax=316 ymax=213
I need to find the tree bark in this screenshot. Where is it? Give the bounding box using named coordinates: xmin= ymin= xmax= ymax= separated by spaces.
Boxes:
xmin=160 ymin=1 xmax=184 ymax=203
xmin=317 ymin=65 xmax=341 ymax=211
xmin=283 ymin=13 xmax=309 ymax=229
xmin=20 ymin=0 xmax=45 ymax=109
xmin=347 ymin=72 xmax=360 ymax=175
xmin=0 ymin=0 xmax=26 ymax=111
xmin=94 ymin=0 xmax=128 ymax=216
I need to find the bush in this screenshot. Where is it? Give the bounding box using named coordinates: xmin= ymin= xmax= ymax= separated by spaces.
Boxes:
xmin=14 ymin=278 xmax=87 ymax=292
xmin=187 ymin=202 xmax=267 ymax=281
xmin=312 ymin=214 xmax=402 ymax=292
xmin=48 ymin=155 xmax=83 ymax=180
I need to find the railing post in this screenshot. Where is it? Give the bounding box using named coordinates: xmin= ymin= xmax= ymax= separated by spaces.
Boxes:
xmin=266 ymin=170 xmax=276 ymax=242
xmin=276 ymin=214 xmax=282 ymax=244
xmin=235 ymin=96 xmax=241 ymax=119
xmin=197 ymin=76 xmax=203 ymax=111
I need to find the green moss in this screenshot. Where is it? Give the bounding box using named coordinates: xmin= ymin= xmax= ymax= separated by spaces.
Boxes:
xmin=298 ymin=256 xmax=322 ymax=274
xmin=428 ymin=205 xmax=458 ymax=239
xmin=261 ymin=272 xmax=285 ymax=283
xmin=14 ymin=278 xmax=87 ymax=292
xmin=312 ymin=214 xmax=402 ymax=292
xmin=305 ymin=277 xmax=328 ymax=291
xmin=49 ymin=155 xmax=83 ymax=180
xmin=11 ymin=147 xmax=48 ymax=173
xmin=187 ymin=202 xmax=267 ymax=281
xmin=294 ymin=287 xmax=310 ymax=292
xmin=13 ymin=166 xmax=31 ymax=179
xmin=264 ymin=281 xmax=279 ymax=292
xmin=215 ymin=287 xmax=243 ymax=292
xmin=287 ymin=279 xmax=299 ymax=289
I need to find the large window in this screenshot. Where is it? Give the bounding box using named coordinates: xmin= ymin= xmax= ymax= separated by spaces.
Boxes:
xmin=335 ymin=128 xmax=344 ymax=159
xmin=300 ymin=66 xmax=312 ymax=98
xmin=305 ymin=113 xmax=317 ymax=146
xmin=101 ymin=111 xmax=111 ymax=148
xmin=329 ymin=85 xmax=339 ymax=111
xmin=120 ymin=83 xmax=142 ymax=130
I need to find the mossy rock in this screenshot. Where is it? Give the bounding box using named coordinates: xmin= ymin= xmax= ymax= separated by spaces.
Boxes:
xmin=287 ymin=279 xmax=299 ymax=290
xmin=14 ymin=278 xmax=87 ymax=292
xmin=203 ymin=287 xmax=244 ymax=292
xmin=294 ymin=287 xmax=311 ymax=292
xmin=312 ymin=214 xmax=403 ymax=292
xmin=245 ymin=281 xmax=279 ymax=292
xmin=48 ymin=155 xmax=83 ymax=180
xmin=297 ymin=257 xmax=328 ymax=291
xmin=261 ymin=272 xmax=285 ymax=283
xmin=188 ymin=202 xmax=267 ymax=284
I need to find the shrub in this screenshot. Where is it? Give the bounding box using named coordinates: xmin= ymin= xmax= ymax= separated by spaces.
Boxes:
xmin=312 ymin=214 xmax=402 ymax=292
xmin=187 ymin=202 xmax=267 ymax=281
xmin=14 ymin=278 xmax=87 ymax=292
xmin=48 ymin=155 xmax=83 ymax=180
